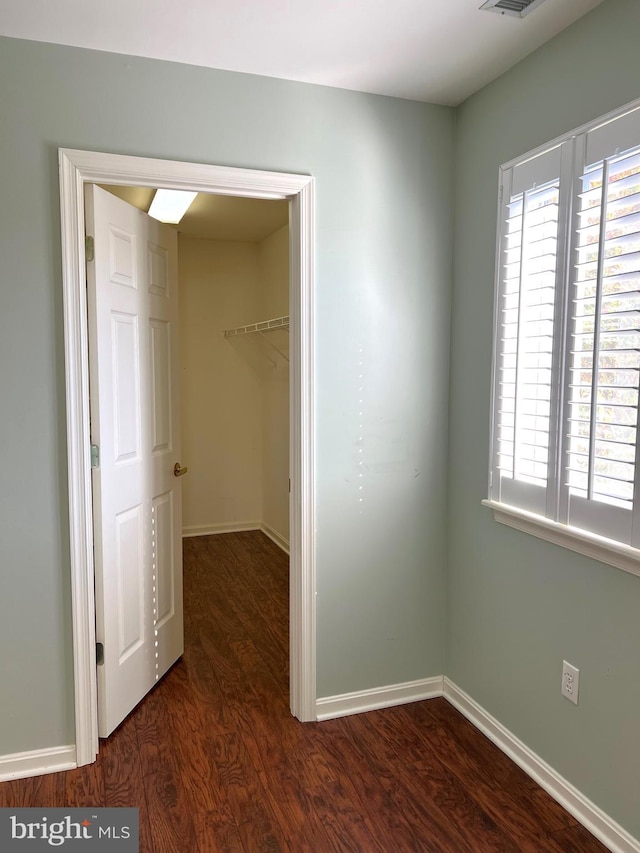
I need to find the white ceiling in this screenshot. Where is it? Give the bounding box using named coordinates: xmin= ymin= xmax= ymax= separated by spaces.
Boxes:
xmin=101 ymin=185 xmax=289 ymax=242
xmin=0 ymin=0 xmax=604 ymax=105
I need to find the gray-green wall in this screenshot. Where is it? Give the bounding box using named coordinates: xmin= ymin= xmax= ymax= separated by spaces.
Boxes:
xmin=0 ymin=38 xmax=452 ymax=752
xmin=2 ymin=0 xmax=640 ymax=840
xmin=448 ymin=0 xmax=640 ymax=837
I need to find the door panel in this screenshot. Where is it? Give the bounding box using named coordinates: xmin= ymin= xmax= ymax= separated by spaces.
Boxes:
xmin=148 ymin=242 xmax=169 ymax=296
xmin=153 ymin=490 xmax=175 ymax=629
xmin=109 ymin=225 xmax=137 ymax=288
xmin=112 ymin=313 xmax=141 ymax=462
xmin=115 ymin=504 xmax=145 ymax=660
xmin=85 ymin=184 xmax=183 ymax=737
xmin=149 ymin=319 xmax=172 ymax=452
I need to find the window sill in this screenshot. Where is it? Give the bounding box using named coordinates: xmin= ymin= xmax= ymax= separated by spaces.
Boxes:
xmin=482 ymin=500 xmax=640 ymax=579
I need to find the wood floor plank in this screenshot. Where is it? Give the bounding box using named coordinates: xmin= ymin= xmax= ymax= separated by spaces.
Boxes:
xmin=101 ymin=714 xmax=153 ymax=852
xmin=143 ymin=767 xmax=199 ymax=853
xmin=211 ymin=731 xmax=284 ymax=851
xmin=59 ymin=761 xmax=105 ymax=808
xmin=0 ymin=778 xmax=25 ymax=809
xmin=135 ymin=675 xmax=201 ymax=851
xmin=161 ymin=660 xmax=239 ymax=830
xmin=197 ymin=614 xmax=254 ymax=728
xmin=304 ymin=778 xmax=389 ymax=853
xmin=133 ymin=676 xmax=176 ymax=779
xmin=180 ymin=633 xmax=233 ymax=735
xmin=0 ymin=531 xmax=611 ymax=853
xmin=549 ymin=823 xmax=610 ymax=852
xmin=193 ymin=808 xmax=247 ymax=853
xmin=313 ymin=719 xmax=453 ymax=853
xmin=404 ymin=699 xmax=581 ymax=844
xmin=340 ymin=710 xmax=518 ymax=853
xmin=256 ymin=772 xmax=337 ymax=853
xmin=6 ymin=771 xmax=68 ymax=808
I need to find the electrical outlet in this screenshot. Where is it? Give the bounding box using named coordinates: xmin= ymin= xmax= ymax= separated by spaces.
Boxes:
xmin=561 ymin=660 xmax=580 ymax=705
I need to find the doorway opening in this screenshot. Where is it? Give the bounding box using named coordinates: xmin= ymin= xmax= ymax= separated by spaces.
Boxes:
xmin=59 ymin=149 xmax=316 ymax=766
xmin=89 ymin=181 xmax=293 ymax=736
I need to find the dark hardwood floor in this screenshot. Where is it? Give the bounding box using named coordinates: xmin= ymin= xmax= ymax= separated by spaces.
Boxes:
xmin=0 ymin=532 xmax=607 ymax=852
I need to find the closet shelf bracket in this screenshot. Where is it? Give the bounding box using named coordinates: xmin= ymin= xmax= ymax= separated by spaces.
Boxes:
xmin=222 ymin=315 xmax=289 ymax=363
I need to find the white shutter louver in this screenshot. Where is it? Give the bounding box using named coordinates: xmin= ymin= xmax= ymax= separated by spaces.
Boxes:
xmin=567 ymin=147 xmax=640 ymax=513
xmin=495 ymin=177 xmax=560 ymax=511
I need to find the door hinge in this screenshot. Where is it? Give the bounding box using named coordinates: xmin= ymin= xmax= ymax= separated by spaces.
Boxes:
xmin=85 ymin=235 xmax=95 ymax=263
xmin=96 ymin=642 xmax=104 ymax=666
xmin=289 ymin=478 xmax=291 ymax=493
xmin=90 ymin=444 xmax=100 ymax=469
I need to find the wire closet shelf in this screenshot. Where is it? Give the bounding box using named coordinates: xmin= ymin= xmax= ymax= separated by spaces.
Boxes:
xmin=222 ymin=315 xmax=290 ymax=363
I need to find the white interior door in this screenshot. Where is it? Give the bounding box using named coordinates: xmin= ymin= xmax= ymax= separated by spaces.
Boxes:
xmin=85 ymin=184 xmax=184 ymax=738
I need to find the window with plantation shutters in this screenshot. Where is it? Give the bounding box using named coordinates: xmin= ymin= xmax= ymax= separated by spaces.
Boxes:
xmin=491 ymin=142 xmax=568 ymax=518
xmin=488 ymin=100 xmax=640 ymax=557
xmin=564 ymin=144 xmax=640 ymax=543
xmin=498 ymin=181 xmax=560 ymax=495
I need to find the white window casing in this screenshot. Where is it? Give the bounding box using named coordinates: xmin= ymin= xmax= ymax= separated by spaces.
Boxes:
xmin=487 ymin=98 xmax=640 ymax=575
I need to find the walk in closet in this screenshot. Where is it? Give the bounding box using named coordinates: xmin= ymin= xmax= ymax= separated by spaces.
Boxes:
xmin=178 ymin=207 xmax=290 ymax=550
xmin=98 ymin=182 xmax=291 ymax=583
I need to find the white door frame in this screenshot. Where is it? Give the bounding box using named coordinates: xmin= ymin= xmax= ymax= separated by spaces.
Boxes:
xmin=59 ymin=148 xmax=316 ymax=766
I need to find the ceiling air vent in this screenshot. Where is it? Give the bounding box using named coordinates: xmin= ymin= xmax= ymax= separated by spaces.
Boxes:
xmin=480 ymin=0 xmax=548 ymax=17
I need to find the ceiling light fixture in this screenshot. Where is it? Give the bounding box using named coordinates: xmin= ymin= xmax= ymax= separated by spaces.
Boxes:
xmin=479 ymin=0 xmax=548 ymax=17
xmin=148 ymin=189 xmax=198 ymax=223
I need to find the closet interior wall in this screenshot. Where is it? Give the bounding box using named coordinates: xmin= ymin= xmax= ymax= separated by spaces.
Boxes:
xmin=178 ymin=226 xmax=290 ymax=546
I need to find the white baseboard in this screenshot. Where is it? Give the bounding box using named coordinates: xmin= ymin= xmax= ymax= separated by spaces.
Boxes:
xmin=182 ymin=520 xmax=290 ymax=555
xmin=182 ymin=521 xmax=261 ymax=538
xmin=316 ymin=676 xmax=444 ymax=721
xmin=260 ymin=522 xmax=290 ymax=554
xmin=0 ymin=745 xmax=77 ymax=782
xmin=444 ymin=678 xmax=640 ymax=853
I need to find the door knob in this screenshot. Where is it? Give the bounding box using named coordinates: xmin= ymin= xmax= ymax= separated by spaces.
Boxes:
xmin=173 ymin=463 xmax=188 ymax=477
